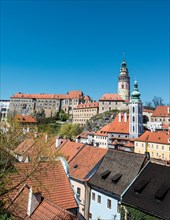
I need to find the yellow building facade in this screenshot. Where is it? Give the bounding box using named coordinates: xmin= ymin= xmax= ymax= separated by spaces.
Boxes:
xmin=134 ymin=131 xmax=170 ymax=161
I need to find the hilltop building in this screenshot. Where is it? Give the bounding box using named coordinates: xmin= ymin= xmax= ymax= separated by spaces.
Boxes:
xmin=94 ymin=80 xmax=143 ymax=149
xmin=72 ymin=102 xmax=99 ymax=125
xmin=9 ymin=90 xmax=91 ymax=117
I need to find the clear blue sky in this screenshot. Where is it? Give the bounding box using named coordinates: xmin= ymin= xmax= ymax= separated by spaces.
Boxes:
xmin=1 ymin=0 xmax=169 ymax=104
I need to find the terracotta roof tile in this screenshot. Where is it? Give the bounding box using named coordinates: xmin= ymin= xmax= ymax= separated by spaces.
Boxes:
xmin=14 ymin=138 xmax=36 ymax=155
xmin=28 ymin=199 xmax=77 ymax=220
xmin=84 ymin=95 xmax=92 ymax=101
xmin=95 ymin=113 xmax=129 ymax=135
xmin=69 ymin=146 xmax=107 ymax=180
xmin=3 ymin=161 xmax=78 ymax=210
xmin=15 ymin=114 xmax=37 ymax=123
xmin=99 ymin=94 xmax=123 ymax=101
xmin=7 ymin=185 xmax=77 ymax=220
xmin=143 ymin=108 xmax=154 ymax=113
xmin=152 ymin=106 xmax=170 ymax=117
xmin=136 ymin=131 xmax=170 ymax=144
xmin=11 ymin=91 xmax=83 ymax=100
xmin=76 ymin=131 xmax=94 ymax=139
xmin=58 ymin=140 xmax=85 ymax=163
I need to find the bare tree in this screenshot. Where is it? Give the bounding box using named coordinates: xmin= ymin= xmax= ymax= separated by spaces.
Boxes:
xmin=152 ymin=96 xmax=164 ymax=108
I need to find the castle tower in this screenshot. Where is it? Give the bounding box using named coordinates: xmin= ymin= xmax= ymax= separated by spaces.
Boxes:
xmin=129 ymin=80 xmax=143 ymax=138
xmin=118 ymin=60 xmax=130 ymax=101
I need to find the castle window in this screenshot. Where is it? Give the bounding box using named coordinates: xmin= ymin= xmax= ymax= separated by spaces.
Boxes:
xmin=133 ymin=107 xmax=135 ymax=113
xmin=122 ymin=84 xmax=124 ymax=89
xmin=133 ymin=116 xmax=135 ymax=122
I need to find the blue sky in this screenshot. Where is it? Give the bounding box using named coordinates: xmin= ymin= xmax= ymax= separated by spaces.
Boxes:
xmin=1 ymin=0 xmax=169 ymax=104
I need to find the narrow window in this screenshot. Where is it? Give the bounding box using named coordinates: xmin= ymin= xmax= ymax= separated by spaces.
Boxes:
xmin=77 ymin=187 xmax=81 ymax=198
xmin=107 ymin=199 xmax=112 ymax=209
xmin=97 ymin=195 xmax=101 ymax=204
xmin=92 ymin=192 xmax=95 ymax=200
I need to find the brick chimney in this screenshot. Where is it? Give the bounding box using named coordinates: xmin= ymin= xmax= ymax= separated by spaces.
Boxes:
xmin=27 ymin=187 xmax=41 ymax=217
xmin=56 ymin=136 xmax=62 ymax=148
xmin=124 ymin=112 xmax=127 ymax=122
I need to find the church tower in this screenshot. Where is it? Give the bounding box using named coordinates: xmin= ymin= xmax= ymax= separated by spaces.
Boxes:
xmin=118 ymin=60 xmax=130 ymax=101
xmin=129 ymin=80 xmax=143 ymax=138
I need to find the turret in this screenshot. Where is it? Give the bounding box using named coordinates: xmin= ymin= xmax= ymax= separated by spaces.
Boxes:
xmin=118 ymin=60 xmax=130 ymax=101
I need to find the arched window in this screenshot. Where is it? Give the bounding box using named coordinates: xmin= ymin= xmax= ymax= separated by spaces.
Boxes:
xmin=122 ymin=84 xmax=124 ymax=89
xmin=133 ymin=126 xmax=135 ymax=132
xmin=133 ymin=116 xmax=135 ymax=122
xmin=133 ymin=107 xmax=135 ymax=113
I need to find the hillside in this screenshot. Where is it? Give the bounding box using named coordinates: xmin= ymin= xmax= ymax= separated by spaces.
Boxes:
xmin=83 ymin=109 xmax=128 ymax=132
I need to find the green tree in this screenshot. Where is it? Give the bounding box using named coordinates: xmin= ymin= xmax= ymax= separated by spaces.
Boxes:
xmin=56 ymin=110 xmax=69 ymax=122
xmin=59 ymin=123 xmax=83 ymax=140
xmin=121 ymin=206 xmax=160 ymax=220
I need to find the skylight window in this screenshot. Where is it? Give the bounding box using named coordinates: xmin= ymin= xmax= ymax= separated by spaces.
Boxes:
xmin=74 ymin=164 xmax=78 ymax=169
xmin=112 ymin=173 xmax=122 ymax=184
xmin=155 ymin=184 xmax=170 ymax=201
xmin=134 ymin=179 xmax=149 ymax=194
xmin=101 ymin=170 xmax=111 ymax=180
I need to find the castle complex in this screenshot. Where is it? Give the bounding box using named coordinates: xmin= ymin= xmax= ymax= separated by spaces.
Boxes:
xmin=9 ymin=60 xmax=132 ymax=119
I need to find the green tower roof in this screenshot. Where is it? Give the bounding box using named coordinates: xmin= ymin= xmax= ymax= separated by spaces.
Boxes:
xmin=131 ymin=80 xmax=141 ymax=102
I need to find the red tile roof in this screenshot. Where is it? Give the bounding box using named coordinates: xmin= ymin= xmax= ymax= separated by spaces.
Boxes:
xmin=76 ymin=131 xmax=94 ymax=139
xmin=152 ymin=106 xmax=170 ymax=117
xmin=29 ymin=199 xmax=77 ymax=220
xmin=143 ymin=108 xmax=154 ymax=113
xmin=11 ymin=91 xmax=83 ymax=100
xmin=3 ymin=161 xmax=78 ymax=210
xmin=95 ymin=113 xmax=129 ymax=135
xmin=69 ymin=146 xmax=107 ymax=180
xmin=99 ymin=94 xmax=123 ymax=101
xmin=84 ymin=95 xmax=91 ymax=101
xmin=7 ymin=185 xmax=77 ymax=220
xmin=74 ymin=102 xmax=99 ymax=109
xmin=15 ymin=114 xmax=37 ymax=123
xmin=14 ymin=135 xmax=58 ymax=161
xmin=135 ymin=131 xmax=170 ymax=144
xmin=58 ymin=140 xmax=85 ymax=163
xmin=14 ymin=138 xmax=36 ymax=155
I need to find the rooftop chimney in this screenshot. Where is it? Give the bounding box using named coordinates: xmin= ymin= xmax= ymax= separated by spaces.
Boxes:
xmin=27 ymin=187 xmax=41 ymax=217
xmin=118 ymin=113 xmax=121 ymax=122
xmin=124 ymin=112 xmax=127 ymax=122
xmin=56 ymin=136 xmax=62 ymax=148
xmin=168 ymin=107 xmax=170 ymax=114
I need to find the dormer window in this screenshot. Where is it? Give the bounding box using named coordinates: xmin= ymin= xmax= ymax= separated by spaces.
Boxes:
xmin=134 ymin=179 xmax=149 ymax=194
xmin=112 ymin=173 xmax=122 ymax=184
xmin=101 ymin=170 xmax=111 ymax=180
xmin=155 ymin=184 xmax=170 ymax=201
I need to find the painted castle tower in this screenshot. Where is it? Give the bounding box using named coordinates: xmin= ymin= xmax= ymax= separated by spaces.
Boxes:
xmin=118 ymin=60 xmax=130 ymax=101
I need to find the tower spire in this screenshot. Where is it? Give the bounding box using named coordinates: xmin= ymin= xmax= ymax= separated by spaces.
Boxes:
xmin=129 ymin=80 xmax=143 ymax=138
xmin=118 ymin=60 xmax=130 ymax=101
xmin=131 ymin=80 xmax=141 ymax=102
